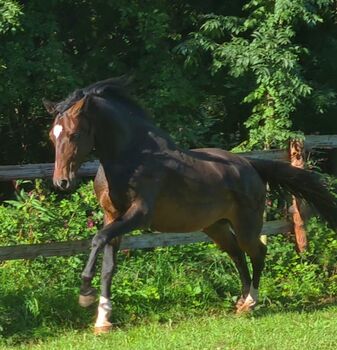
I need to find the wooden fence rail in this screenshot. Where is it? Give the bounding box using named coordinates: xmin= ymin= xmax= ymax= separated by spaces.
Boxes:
xmin=0 ymin=150 xmax=287 ymax=181
xmin=0 ymin=134 xmax=336 ymax=261
xmin=1 ymin=135 xmax=337 ymax=181
xmin=0 ymin=220 xmax=291 ymax=261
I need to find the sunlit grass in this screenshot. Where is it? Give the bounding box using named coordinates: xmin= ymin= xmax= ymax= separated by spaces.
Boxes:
xmin=4 ymin=306 xmax=337 ymax=350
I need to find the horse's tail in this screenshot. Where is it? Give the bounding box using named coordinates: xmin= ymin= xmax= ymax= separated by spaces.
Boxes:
xmin=248 ymin=158 xmax=337 ymax=230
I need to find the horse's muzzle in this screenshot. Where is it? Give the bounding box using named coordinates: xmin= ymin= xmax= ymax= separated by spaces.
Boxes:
xmin=54 ymin=178 xmax=77 ymax=191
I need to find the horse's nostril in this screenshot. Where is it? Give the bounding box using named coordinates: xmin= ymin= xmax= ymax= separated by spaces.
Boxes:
xmin=59 ymin=179 xmax=69 ymax=190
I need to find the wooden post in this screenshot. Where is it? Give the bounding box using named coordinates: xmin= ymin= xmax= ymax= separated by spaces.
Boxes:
xmin=289 ymin=139 xmax=307 ymax=252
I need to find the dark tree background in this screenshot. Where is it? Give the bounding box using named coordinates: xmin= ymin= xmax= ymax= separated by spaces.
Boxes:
xmin=1 ymin=0 xmax=337 ymax=164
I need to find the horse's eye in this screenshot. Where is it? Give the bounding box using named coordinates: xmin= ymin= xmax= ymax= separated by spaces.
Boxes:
xmin=70 ymin=132 xmax=80 ymax=141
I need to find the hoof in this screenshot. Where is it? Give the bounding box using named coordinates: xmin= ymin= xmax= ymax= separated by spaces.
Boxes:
xmin=79 ymin=294 xmax=96 ymax=308
xmin=236 ymin=300 xmax=256 ymax=314
xmin=235 ymin=296 xmax=246 ymax=310
xmin=94 ymin=322 xmax=113 ymax=335
xmin=236 ymin=304 xmax=254 ymax=314
xmin=236 ymin=285 xmax=258 ymax=314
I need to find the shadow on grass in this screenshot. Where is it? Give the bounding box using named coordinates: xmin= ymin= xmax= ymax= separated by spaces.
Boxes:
xmin=0 ymin=290 xmax=94 ymax=345
xmin=249 ymin=296 xmax=337 ymax=320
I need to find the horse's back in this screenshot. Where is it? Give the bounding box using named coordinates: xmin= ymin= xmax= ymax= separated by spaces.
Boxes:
xmin=189 ymin=148 xmax=266 ymax=200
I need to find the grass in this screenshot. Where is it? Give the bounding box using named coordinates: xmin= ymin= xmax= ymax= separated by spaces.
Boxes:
xmin=3 ymin=306 xmax=337 ymax=350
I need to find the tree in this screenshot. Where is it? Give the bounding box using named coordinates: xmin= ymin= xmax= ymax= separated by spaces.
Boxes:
xmin=1 ymin=0 xmax=337 ymax=165
xmin=179 ymin=0 xmax=336 ymax=150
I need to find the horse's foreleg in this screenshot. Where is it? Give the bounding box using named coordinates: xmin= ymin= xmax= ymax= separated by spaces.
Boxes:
xmin=79 ymin=211 xmax=117 ymax=308
xmin=92 ymin=201 xmax=150 ymax=247
xmin=79 ymin=258 xmax=98 ymax=308
xmin=94 ymin=241 xmax=119 ymax=334
xmin=79 ymin=201 xmax=149 ymax=307
xmin=79 ymin=240 xmax=101 ymax=307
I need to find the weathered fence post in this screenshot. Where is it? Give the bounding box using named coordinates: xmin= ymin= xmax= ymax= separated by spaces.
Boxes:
xmin=289 ymin=139 xmax=307 ymax=252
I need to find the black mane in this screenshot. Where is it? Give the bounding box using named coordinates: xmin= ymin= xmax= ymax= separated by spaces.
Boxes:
xmin=55 ymin=76 xmax=143 ymax=116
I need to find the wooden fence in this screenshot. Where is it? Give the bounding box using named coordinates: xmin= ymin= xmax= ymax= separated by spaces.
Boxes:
xmin=0 ymin=134 xmax=336 ymax=261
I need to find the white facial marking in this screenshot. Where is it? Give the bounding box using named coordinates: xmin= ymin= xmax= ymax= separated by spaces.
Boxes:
xmin=53 ymin=124 xmax=63 ymax=139
xmin=95 ymin=296 xmax=112 ymax=328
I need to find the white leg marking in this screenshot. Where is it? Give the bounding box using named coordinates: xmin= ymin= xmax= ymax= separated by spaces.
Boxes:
xmin=244 ymin=284 xmax=259 ymax=306
xmin=95 ymin=296 xmax=112 ymax=328
xmin=237 ymin=284 xmax=259 ymax=312
xmin=53 ymin=124 xmax=63 ymax=139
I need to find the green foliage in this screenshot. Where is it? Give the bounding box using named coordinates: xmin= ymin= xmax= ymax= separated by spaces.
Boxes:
xmin=0 ymin=0 xmax=229 ymax=164
xmin=1 ymin=1 xmax=337 ymax=163
xmin=179 ymin=0 xmax=337 ymax=149
xmin=0 ymin=180 xmax=100 ymax=245
xmin=0 ymin=1 xmax=21 ymax=35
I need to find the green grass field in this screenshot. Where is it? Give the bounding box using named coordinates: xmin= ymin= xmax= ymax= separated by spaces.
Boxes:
xmin=4 ymin=306 xmax=337 ymax=350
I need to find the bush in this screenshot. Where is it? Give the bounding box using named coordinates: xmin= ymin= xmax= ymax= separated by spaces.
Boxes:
xmin=0 ymin=180 xmax=101 ymax=245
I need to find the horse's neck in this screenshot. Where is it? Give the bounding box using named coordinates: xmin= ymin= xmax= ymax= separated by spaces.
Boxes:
xmin=91 ymin=96 xmax=182 ymax=165
xmin=91 ymin=101 xmax=130 ymax=161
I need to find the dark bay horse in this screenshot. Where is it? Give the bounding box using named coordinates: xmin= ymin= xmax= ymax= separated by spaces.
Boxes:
xmin=44 ymin=78 xmax=337 ymax=333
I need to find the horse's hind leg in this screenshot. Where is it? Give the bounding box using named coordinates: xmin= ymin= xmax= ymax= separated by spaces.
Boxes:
xmin=230 ymin=210 xmax=267 ymax=313
xmin=203 ymin=219 xmax=252 ymax=309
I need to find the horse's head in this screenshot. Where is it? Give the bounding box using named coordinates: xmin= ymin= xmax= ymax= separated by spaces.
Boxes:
xmin=44 ymin=97 xmax=94 ymax=191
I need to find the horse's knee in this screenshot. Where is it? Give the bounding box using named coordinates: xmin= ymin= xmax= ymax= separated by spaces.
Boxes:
xmin=92 ymin=233 xmax=109 ymax=249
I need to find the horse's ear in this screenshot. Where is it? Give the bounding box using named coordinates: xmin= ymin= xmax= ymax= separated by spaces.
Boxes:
xmin=66 ymin=95 xmax=93 ymax=118
xmin=42 ymin=98 xmax=58 ymax=115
